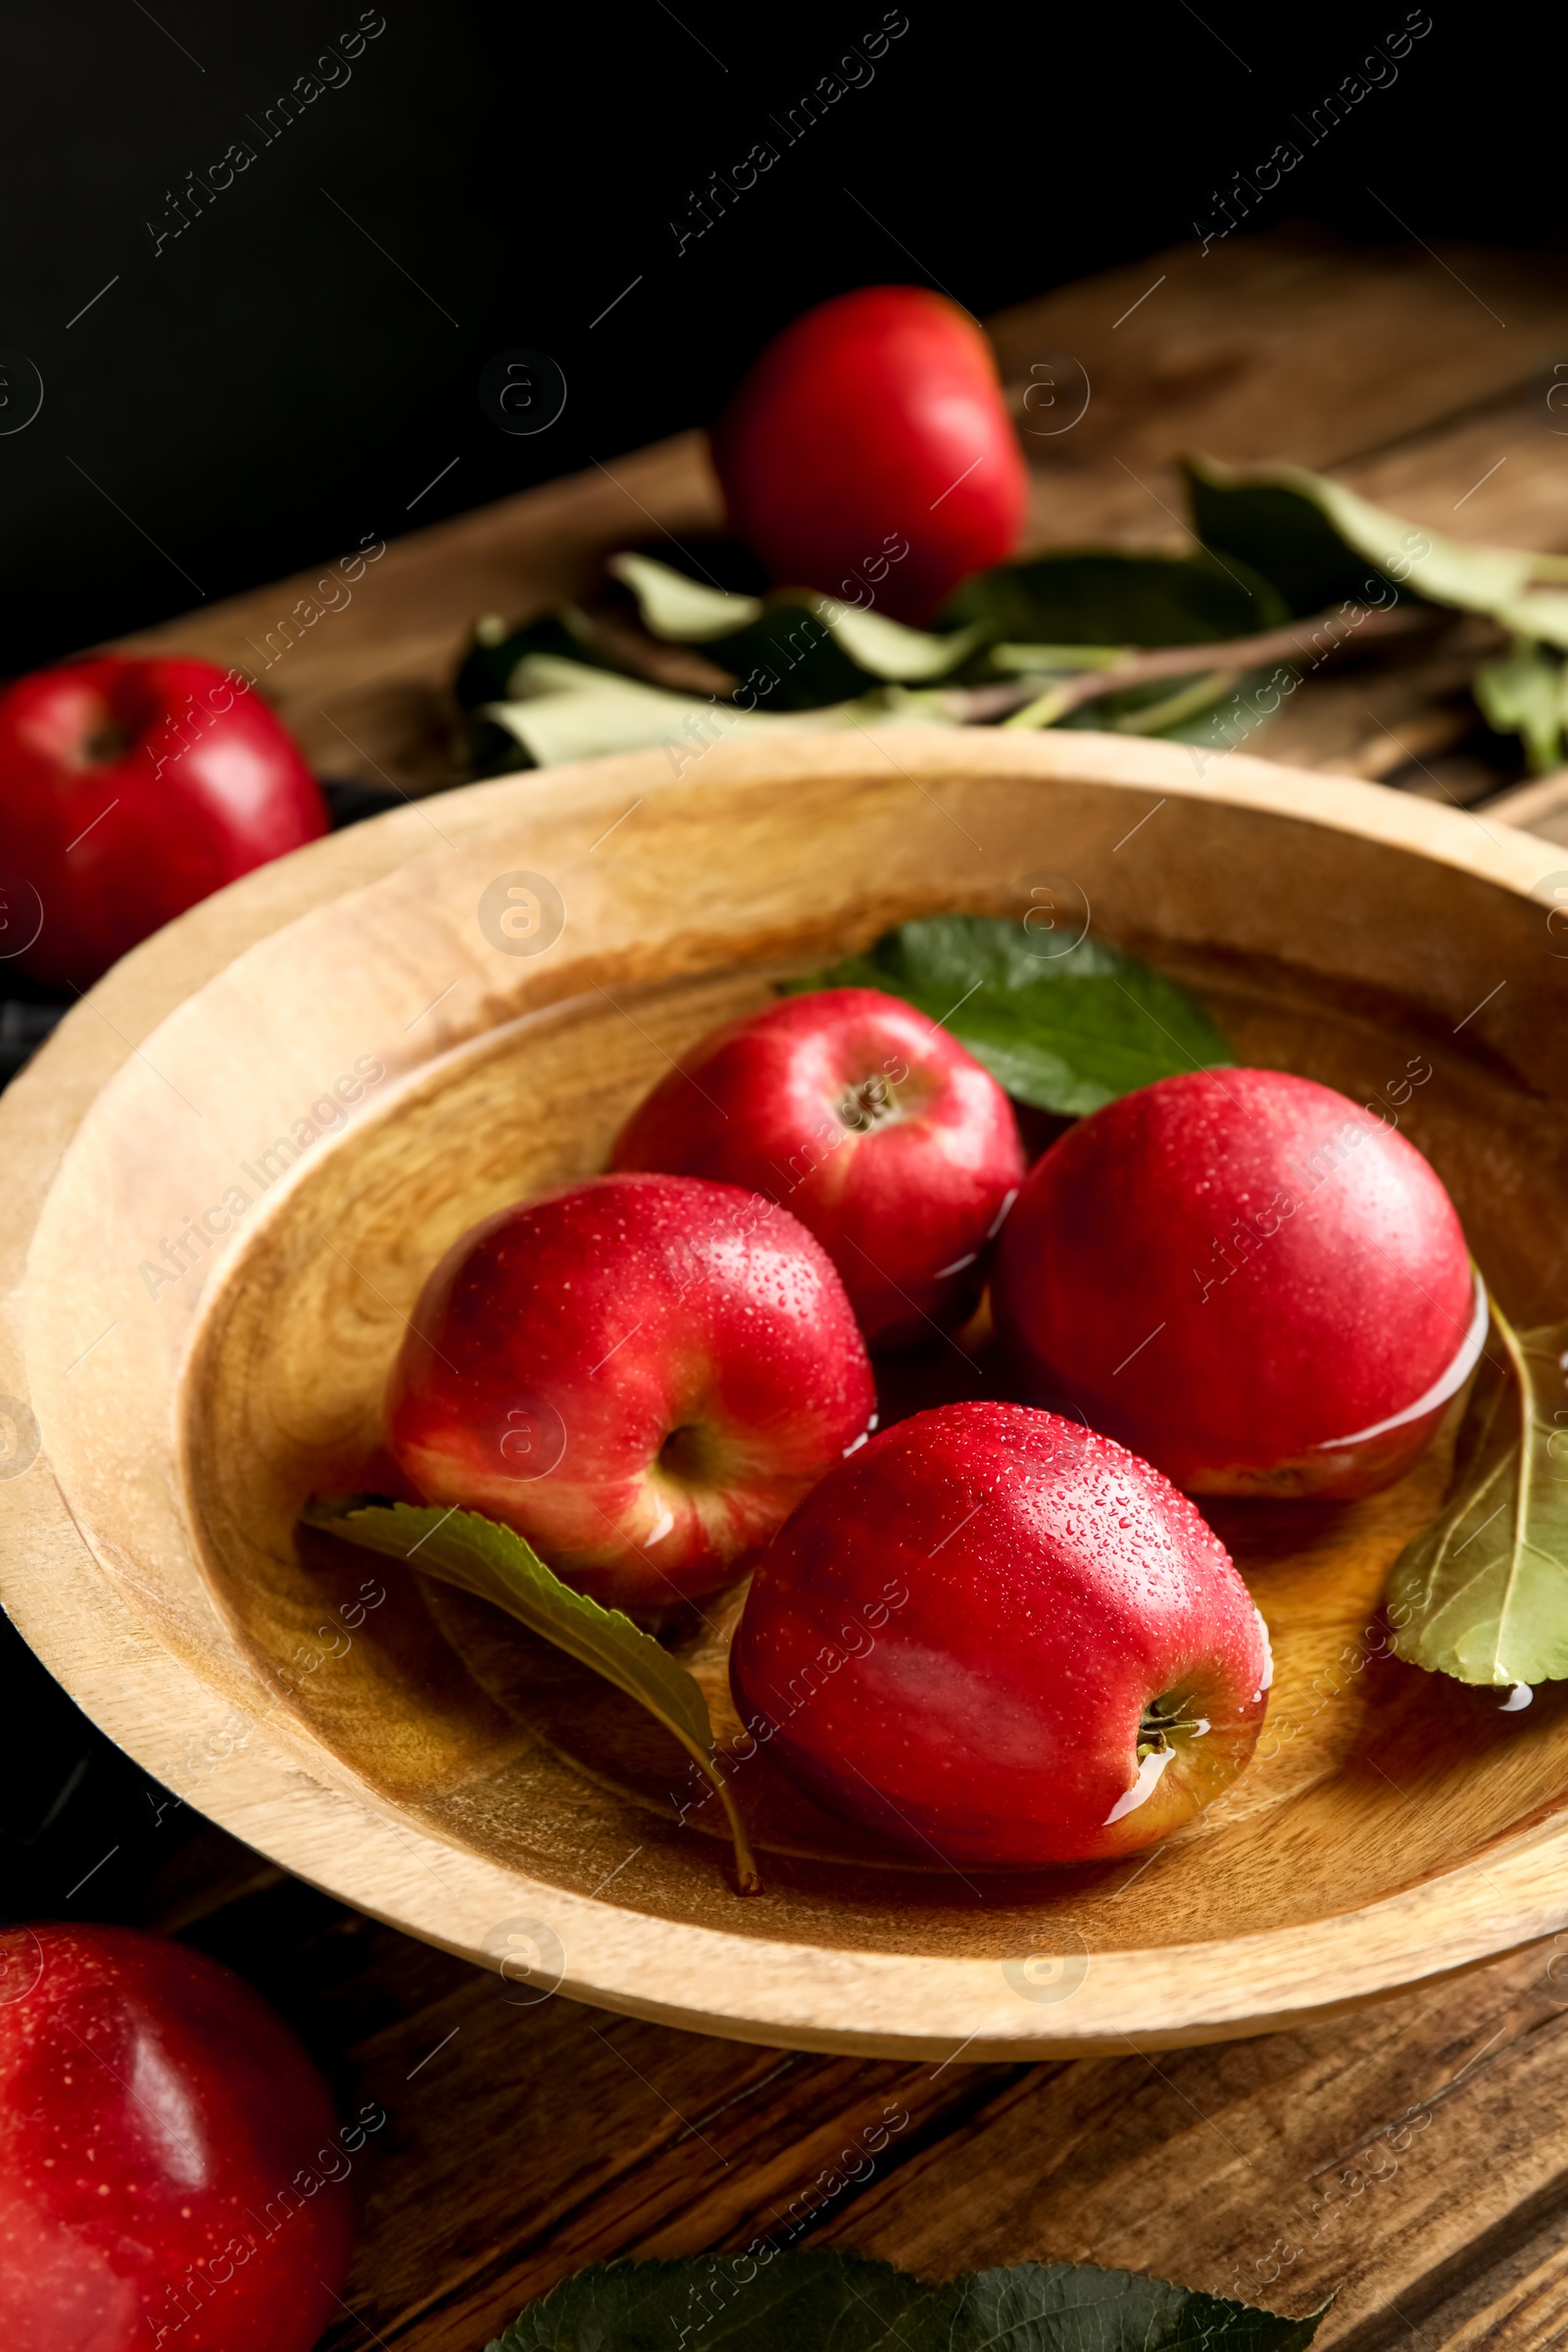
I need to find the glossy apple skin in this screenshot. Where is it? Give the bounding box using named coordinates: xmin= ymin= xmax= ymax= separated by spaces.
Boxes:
xmin=0 ymin=1924 xmax=354 ymax=2352
xmin=0 ymin=656 xmax=326 ymax=989
xmin=710 ymin=286 xmax=1029 ymax=623
xmin=611 ymin=988 xmax=1025 ymax=1350
xmin=993 ymin=1068 xmax=1479 ymax=1498
xmin=730 ymin=1401 xmax=1269 ymax=1866
xmin=387 ymin=1172 xmax=876 ymax=1611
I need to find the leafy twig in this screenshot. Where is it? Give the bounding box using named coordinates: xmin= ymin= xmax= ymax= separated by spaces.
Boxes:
xmin=949 ymin=603 xmax=1435 ymax=725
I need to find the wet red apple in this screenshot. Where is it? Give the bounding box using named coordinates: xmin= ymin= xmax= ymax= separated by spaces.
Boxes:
xmin=992 ymin=1067 xmax=1482 ymax=1498
xmin=611 ymin=988 xmax=1024 ymax=1349
xmin=730 ymin=1400 xmax=1270 ymax=1866
xmin=387 ymin=1172 xmax=876 ymax=1611
xmin=0 ymin=1924 xmax=356 ymax=2351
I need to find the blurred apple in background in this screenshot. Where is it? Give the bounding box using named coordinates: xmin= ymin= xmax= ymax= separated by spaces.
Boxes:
xmin=711 ymin=285 xmax=1029 ymax=622
xmin=0 ymin=655 xmax=325 ymax=990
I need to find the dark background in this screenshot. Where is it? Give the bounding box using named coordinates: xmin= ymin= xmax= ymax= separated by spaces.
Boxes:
xmin=0 ymin=0 xmax=1560 ymax=678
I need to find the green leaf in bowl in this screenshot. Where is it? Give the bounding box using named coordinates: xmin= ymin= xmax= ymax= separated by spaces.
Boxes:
xmin=486 ymin=2250 xmax=1326 ymax=2352
xmin=300 ymin=1496 xmax=760 ymax=1891
xmin=785 ymin=914 xmax=1234 ymax=1117
xmin=1387 ymin=1298 xmax=1568 ymax=1689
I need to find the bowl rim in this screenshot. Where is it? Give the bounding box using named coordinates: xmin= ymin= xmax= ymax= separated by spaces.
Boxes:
xmin=4 ymin=726 xmax=1567 ymax=2059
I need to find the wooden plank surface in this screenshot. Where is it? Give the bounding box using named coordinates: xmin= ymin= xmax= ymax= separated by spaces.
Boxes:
xmin=128 ymin=1819 xmax=1568 ymax=2352
xmin=27 ymin=223 xmax=1568 ymax=2347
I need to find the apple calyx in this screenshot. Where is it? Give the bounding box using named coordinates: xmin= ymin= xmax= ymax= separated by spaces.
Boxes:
xmin=837 ymin=1070 xmax=901 ymax=1131
xmin=834 ymin=1059 xmax=934 ymax=1135
xmin=82 ymin=717 xmax=132 ymax=765
xmin=656 ymin=1421 xmax=714 ymax=1484
xmin=1136 ymin=1689 xmax=1211 ymax=1761
xmin=1102 ymin=1691 xmax=1217 ymax=1827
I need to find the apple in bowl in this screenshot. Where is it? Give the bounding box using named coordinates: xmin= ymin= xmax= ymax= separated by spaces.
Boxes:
xmin=611 ymin=986 xmax=1025 ymax=1349
xmin=992 ymin=1068 xmax=1482 ymax=1499
xmin=730 ymin=1400 xmax=1270 ymax=1866
xmin=386 ymin=1172 xmax=875 ymax=1612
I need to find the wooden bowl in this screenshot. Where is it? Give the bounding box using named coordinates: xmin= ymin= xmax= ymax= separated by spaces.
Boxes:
xmin=5 ymin=729 xmax=1568 ymax=2059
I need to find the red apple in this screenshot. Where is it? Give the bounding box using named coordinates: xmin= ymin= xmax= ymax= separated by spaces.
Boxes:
xmin=992 ymin=1068 xmax=1483 ymax=1498
xmin=387 ymin=1172 xmax=876 ymax=1611
xmin=0 ymin=655 xmax=326 ymax=990
xmin=611 ymin=988 xmax=1025 ymax=1350
xmin=730 ymin=1400 xmax=1269 ymax=1866
xmin=710 ymin=285 xmax=1029 ymax=622
xmin=0 ymin=1924 xmax=356 ymax=2351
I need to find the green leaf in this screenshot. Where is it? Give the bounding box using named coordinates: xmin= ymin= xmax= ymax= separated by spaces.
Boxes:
xmin=1185 ymin=455 xmax=1568 ymax=646
xmin=813 ymin=599 xmax=986 ymax=683
xmin=609 ymin=551 xmax=766 ymax=640
xmin=475 ymin=655 xmax=954 ymax=771
xmin=454 ymin=612 xmax=605 ymax=711
xmin=300 ymin=1497 xmax=760 ymax=1888
xmin=612 ymin=552 xmax=985 ymax=707
xmin=986 ymin=641 xmax=1136 ymax=673
xmin=486 ymin=2250 xmax=1326 ymax=2352
xmin=455 ymin=546 xmax=1304 ymax=770
xmin=939 ymin=549 xmax=1289 ymax=744
xmin=1001 ymin=664 xmax=1252 ymax=744
xmin=940 ymin=546 xmax=1289 ymax=647
xmin=1474 ymin=642 xmax=1568 ymax=774
xmin=1387 ymin=1301 xmax=1568 ymax=1687
xmin=785 ymin=915 xmax=1233 ymax=1116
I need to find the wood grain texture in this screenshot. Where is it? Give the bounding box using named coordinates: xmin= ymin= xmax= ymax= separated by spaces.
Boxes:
xmin=133 ymin=1835 xmax=1568 ymax=2352
xmin=5 ymin=728 xmax=1568 ymax=2064
xmin=807 ymin=1936 xmax=1568 ymax=2348
xmin=988 ymin=228 xmax=1568 ymax=554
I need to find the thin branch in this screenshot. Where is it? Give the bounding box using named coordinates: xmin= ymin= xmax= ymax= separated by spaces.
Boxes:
xmin=950 ymin=602 xmax=1436 ymax=725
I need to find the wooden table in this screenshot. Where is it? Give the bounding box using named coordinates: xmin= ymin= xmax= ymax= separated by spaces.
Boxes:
xmin=19 ymin=224 xmax=1568 ymax=2350
xmin=114 ymin=1814 xmax=1568 ymax=2351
